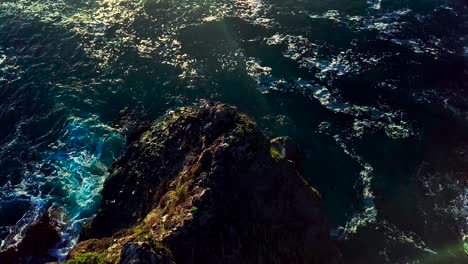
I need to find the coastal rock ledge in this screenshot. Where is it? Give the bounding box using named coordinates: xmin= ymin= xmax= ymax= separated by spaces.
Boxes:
xmin=68 ymin=101 xmax=342 ymax=264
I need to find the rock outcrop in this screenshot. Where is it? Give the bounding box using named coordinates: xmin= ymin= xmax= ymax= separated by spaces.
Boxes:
xmin=0 ymin=207 xmax=61 ymax=263
xmin=68 ymin=101 xmax=341 ymax=264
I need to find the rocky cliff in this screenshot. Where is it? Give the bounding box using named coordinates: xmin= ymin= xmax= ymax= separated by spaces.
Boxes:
xmin=67 ymin=101 xmax=341 ymax=264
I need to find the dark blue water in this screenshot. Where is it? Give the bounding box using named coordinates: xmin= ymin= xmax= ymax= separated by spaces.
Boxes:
xmin=0 ymin=0 xmax=467 ymax=263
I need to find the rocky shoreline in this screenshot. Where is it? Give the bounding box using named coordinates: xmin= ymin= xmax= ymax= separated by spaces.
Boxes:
xmin=1 ymin=102 xmax=342 ymax=264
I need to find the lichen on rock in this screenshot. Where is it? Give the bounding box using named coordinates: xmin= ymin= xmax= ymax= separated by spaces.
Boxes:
xmin=68 ymin=101 xmax=342 ymax=264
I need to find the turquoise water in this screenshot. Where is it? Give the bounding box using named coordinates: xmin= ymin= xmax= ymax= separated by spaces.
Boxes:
xmin=0 ymin=0 xmax=467 ymax=263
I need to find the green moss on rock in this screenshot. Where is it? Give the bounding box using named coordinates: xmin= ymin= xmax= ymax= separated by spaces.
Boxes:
xmin=270 ymin=146 xmax=283 ymax=161
xmin=65 ymin=253 xmax=106 ymax=264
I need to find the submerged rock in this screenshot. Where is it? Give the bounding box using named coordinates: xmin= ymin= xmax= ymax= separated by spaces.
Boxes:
xmin=69 ymin=101 xmax=341 ymax=264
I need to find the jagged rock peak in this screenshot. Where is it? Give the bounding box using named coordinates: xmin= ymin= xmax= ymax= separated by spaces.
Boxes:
xmin=69 ymin=101 xmax=342 ymax=264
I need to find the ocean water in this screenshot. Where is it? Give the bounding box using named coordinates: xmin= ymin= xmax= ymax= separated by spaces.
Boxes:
xmin=0 ymin=0 xmax=467 ymax=263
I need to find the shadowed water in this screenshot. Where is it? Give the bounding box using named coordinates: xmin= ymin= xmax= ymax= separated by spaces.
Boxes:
xmin=0 ymin=0 xmax=467 ymax=263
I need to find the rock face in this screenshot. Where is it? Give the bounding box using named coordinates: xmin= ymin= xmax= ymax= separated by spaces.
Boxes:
xmin=0 ymin=208 xmax=61 ymax=263
xmin=69 ymin=101 xmax=341 ymax=264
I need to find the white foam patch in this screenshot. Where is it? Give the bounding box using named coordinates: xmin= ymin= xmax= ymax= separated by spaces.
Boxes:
xmin=301 ymin=7 xmax=464 ymax=58
xmin=358 ymin=8 xmax=461 ymax=57
xmin=0 ymin=54 xmax=6 ymax=65
xmin=368 ymin=0 xmax=382 ymax=10
xmin=332 ymin=135 xmax=377 ymax=237
xmin=308 ymin=10 xmax=341 ymax=22
xmin=246 ymin=57 xmax=412 ymax=139
xmin=264 ymin=33 xmax=389 ymax=82
xmin=265 ymin=34 xmax=321 ymax=72
xmin=380 ymin=220 xmax=437 ymax=255
xmin=0 ymin=50 xmax=22 ymax=83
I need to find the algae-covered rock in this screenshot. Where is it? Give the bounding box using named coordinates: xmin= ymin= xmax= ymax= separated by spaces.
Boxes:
xmin=69 ymin=101 xmax=341 ymax=264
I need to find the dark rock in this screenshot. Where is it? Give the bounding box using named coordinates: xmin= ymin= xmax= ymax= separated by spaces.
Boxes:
xmin=120 ymin=242 xmax=173 ymax=264
xmin=70 ymin=101 xmax=342 ymax=264
xmin=0 ymin=208 xmax=60 ymax=263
